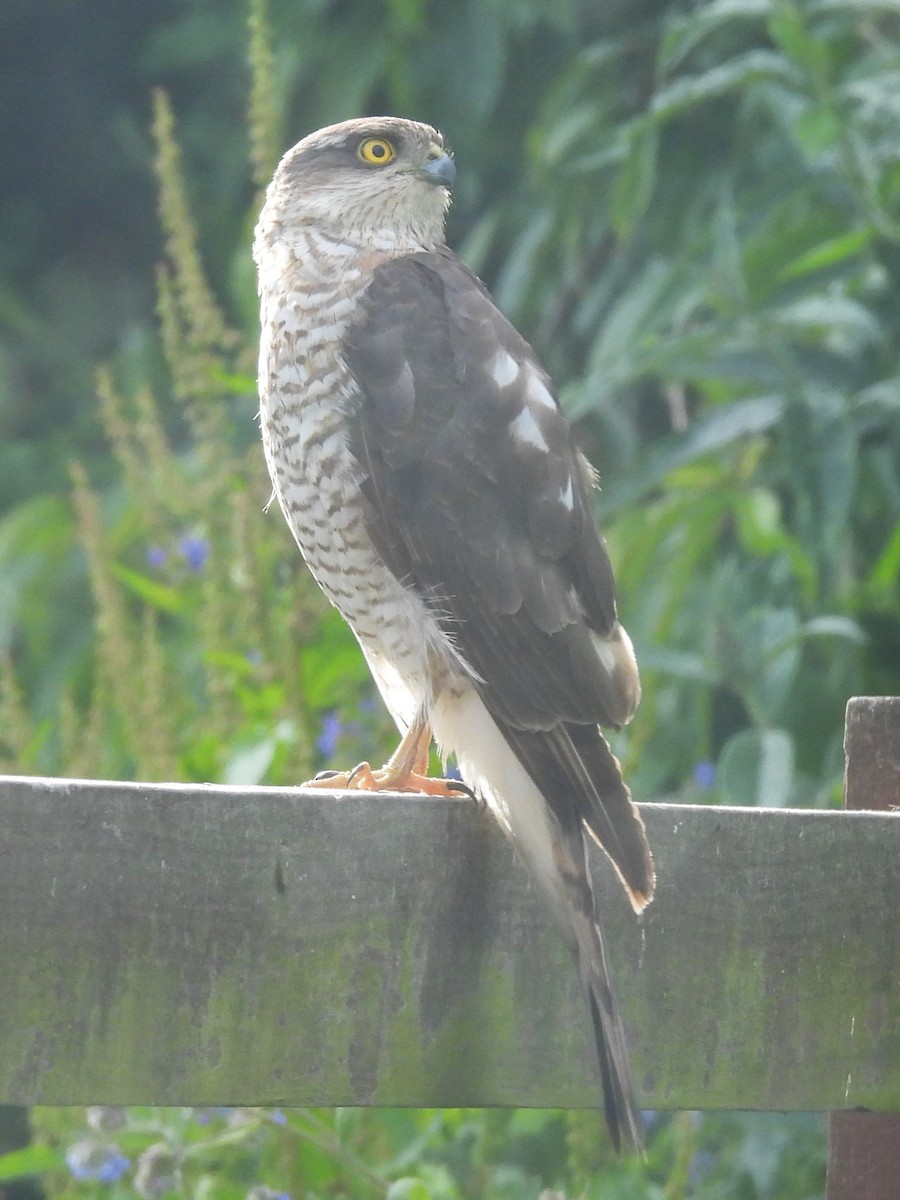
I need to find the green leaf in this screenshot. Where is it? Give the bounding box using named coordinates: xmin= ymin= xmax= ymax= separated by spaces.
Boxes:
xmin=854 ymin=377 xmax=900 ymax=416
xmin=110 ymin=562 xmax=184 ymax=614
xmin=799 ymin=615 xmax=867 ymax=644
xmin=583 ymin=258 xmax=679 ymax=381
xmin=386 ymin=1179 xmax=432 ymax=1200
xmin=768 ymin=295 xmax=882 ymax=347
xmin=206 ymin=365 xmax=257 ymax=394
xmin=611 ymin=123 xmax=658 ymax=240
xmin=298 ymin=609 xmax=372 ymax=708
xmin=767 ymin=2 xmax=831 ymax=77
xmin=815 ymin=404 xmax=858 ymax=560
xmin=735 ymin=488 xmax=783 ymax=554
xmin=0 ymin=1145 xmax=65 ymax=1181
xmin=792 ymin=105 xmax=843 ymax=156
xmin=718 ymin=729 xmax=796 ymax=807
xmin=595 ymin=396 xmax=784 ymax=515
xmin=639 ymin=646 xmax=720 ymax=685
xmin=661 ymin=0 xmax=772 ymax=73
xmin=650 ymin=51 xmax=797 ymax=123
xmin=0 ymin=495 xmax=75 ymax=648
xmin=865 ymin=522 xmax=900 ymax=601
xmin=815 ymin=0 xmax=900 ymax=15
xmin=495 ymin=209 xmax=554 ymax=314
xmin=776 ymin=228 xmax=873 ymax=283
xmin=747 ymin=606 xmax=802 ymax=719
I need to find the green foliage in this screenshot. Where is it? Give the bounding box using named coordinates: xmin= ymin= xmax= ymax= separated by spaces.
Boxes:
xmin=3 ymin=0 xmax=899 ymax=1194
xmin=0 ymin=1107 xmax=826 ymax=1200
xmin=0 ymin=81 xmax=369 ymax=785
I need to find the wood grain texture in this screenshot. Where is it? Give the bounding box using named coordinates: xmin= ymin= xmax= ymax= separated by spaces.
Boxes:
xmin=843 ymin=695 xmax=900 ymax=813
xmin=828 ymin=697 xmax=900 ymax=1200
xmin=0 ymin=774 xmax=897 ymax=1110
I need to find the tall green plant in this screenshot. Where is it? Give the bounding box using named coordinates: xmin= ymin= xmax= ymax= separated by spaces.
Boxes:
xmin=0 ymin=84 xmax=368 ymax=784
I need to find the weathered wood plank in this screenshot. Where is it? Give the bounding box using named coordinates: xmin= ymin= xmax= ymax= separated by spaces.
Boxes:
xmin=0 ymin=774 xmax=897 ymax=1110
xmin=828 ymin=696 xmax=900 ymax=1200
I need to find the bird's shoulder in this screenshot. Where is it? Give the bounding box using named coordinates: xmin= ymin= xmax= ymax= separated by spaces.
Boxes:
xmin=345 ymin=247 xmax=588 ymax=501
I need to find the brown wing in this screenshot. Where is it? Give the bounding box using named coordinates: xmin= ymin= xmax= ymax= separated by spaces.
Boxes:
xmin=344 ymin=248 xmax=653 ymax=904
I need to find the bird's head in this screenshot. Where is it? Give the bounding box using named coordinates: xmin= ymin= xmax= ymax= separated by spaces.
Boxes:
xmin=255 ymin=117 xmax=455 ymax=259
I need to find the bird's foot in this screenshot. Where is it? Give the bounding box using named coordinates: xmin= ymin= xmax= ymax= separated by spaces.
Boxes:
xmin=306 ymin=762 xmax=475 ymax=799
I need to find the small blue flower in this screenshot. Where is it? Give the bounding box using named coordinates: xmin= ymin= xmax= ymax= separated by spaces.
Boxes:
xmin=693 ymin=760 xmax=716 ymax=790
xmin=98 ymin=1153 xmax=131 ymax=1184
xmin=316 ymin=712 xmax=342 ymax=758
xmin=66 ymin=1141 xmax=130 ymax=1183
xmin=178 ymin=534 xmax=209 ymax=572
xmin=146 ymin=546 xmax=167 ymax=569
xmin=269 ymin=1108 xmax=287 ymax=1125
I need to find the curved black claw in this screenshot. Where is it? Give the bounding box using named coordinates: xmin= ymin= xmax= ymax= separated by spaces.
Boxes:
xmin=313 ymin=770 xmax=340 ymax=780
xmin=445 ymin=778 xmax=481 ymax=805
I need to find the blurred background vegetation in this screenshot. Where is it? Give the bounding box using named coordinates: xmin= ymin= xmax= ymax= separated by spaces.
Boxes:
xmin=1 ymin=0 xmax=898 ymax=1195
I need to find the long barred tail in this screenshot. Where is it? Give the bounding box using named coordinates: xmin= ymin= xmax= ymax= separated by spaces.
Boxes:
xmin=433 ymin=685 xmax=649 ymax=1153
xmin=570 ymin=888 xmax=644 ymax=1154
xmin=491 ymin=720 xmax=651 ymax=1153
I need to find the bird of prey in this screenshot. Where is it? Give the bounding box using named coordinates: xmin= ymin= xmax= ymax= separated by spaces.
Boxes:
xmin=253 ymin=116 xmax=655 ymax=1153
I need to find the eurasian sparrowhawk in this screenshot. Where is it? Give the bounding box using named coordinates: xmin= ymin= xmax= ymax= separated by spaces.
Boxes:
xmin=253 ymin=116 xmax=655 ymax=1153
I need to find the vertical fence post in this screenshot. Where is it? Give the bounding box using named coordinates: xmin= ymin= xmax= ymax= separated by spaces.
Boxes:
xmin=827 ymin=697 xmax=900 ymax=1200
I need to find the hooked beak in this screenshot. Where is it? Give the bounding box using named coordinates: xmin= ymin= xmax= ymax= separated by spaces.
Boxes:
xmin=418 ymin=151 xmax=456 ymax=189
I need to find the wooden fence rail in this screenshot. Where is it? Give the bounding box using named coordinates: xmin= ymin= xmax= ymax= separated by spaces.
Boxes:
xmin=1 ymin=706 xmax=897 ymax=1113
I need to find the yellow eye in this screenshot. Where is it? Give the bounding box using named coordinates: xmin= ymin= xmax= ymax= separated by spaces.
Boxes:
xmin=358 ymin=137 xmax=396 ymax=165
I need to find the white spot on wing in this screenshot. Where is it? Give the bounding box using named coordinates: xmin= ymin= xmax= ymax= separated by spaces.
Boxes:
xmin=617 ymin=624 xmax=638 ymax=677
xmin=509 ymin=407 xmax=549 ymax=451
xmin=567 ymin=585 xmax=585 ymax=618
xmin=526 ymin=367 xmax=557 ymax=410
xmin=490 ymin=350 xmax=520 ymax=389
xmin=559 ymin=477 xmax=574 ymax=510
xmin=589 ymin=631 xmax=617 ymax=674
xmin=590 ymin=625 xmax=641 ymax=723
